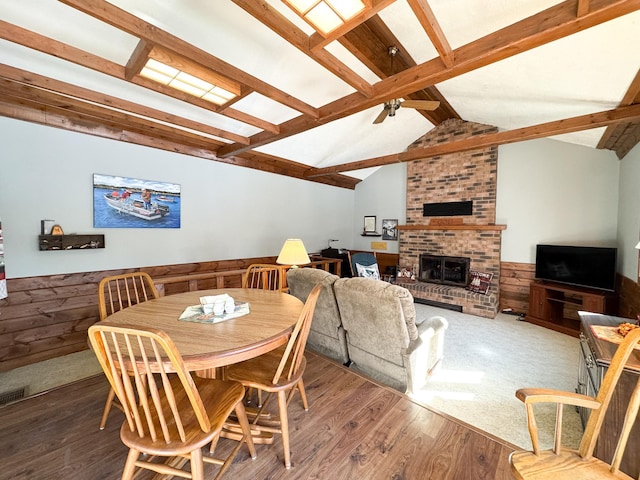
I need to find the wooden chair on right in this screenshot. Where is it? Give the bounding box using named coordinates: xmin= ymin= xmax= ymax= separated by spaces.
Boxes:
xmin=242 ymin=264 xmax=285 ymax=291
xmin=97 ymin=272 xmax=159 ymax=430
xmin=88 ymin=323 xmax=256 ymax=480
xmin=224 ymin=284 xmax=322 ymax=469
xmin=510 ymin=327 xmax=640 ymax=480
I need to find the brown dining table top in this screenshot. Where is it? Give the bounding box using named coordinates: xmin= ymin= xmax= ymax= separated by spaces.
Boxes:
xmin=103 ymin=288 xmax=303 ymax=372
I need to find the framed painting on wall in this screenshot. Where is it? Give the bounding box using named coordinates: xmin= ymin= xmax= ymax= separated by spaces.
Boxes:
xmin=93 ymin=174 xmax=181 ymax=228
xmin=363 ymin=215 xmax=376 ymax=233
xmin=382 ymin=219 xmax=398 ymax=240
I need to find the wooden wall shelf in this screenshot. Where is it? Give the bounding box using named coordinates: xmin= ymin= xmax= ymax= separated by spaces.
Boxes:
xmin=397 ymin=224 xmax=507 ymax=231
xmin=39 ymin=234 xmax=105 ymax=251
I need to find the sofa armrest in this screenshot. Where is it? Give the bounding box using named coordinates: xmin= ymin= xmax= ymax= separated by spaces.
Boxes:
xmin=405 ymin=316 xmax=448 ymax=393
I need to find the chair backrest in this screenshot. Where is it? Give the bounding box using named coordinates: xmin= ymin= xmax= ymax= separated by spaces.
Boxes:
xmin=334 ymin=277 xmax=418 ymax=364
xmin=272 ymin=283 xmax=322 ymax=385
xmin=348 ymin=251 xmax=378 ymax=278
xmin=242 ymin=264 xmax=284 ymax=291
xmin=98 ymin=272 xmax=159 ymax=320
xmin=578 ymin=327 xmax=640 ymax=472
xmin=88 ymin=322 xmax=210 ymax=443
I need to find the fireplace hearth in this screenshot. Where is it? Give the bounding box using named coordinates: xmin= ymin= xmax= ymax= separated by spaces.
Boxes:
xmin=419 ymin=254 xmax=470 ymax=287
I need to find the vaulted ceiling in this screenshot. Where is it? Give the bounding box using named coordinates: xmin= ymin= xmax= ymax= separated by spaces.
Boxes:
xmin=1 ymin=1 xmax=639 ymax=190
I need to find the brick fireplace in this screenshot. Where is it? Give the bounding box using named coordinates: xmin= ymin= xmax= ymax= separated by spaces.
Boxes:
xmin=397 ymin=119 xmax=504 ymax=318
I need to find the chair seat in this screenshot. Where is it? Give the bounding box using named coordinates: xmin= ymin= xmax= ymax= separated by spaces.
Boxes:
xmin=120 ymin=377 xmax=245 ymax=456
xmin=225 ymin=346 xmax=306 ymax=392
xmin=510 ymin=449 xmax=634 ymax=480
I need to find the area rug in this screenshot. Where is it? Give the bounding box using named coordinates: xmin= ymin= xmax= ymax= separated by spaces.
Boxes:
xmin=410 ymin=304 xmax=584 ymax=450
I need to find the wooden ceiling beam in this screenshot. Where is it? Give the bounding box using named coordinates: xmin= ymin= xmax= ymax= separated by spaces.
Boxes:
xmin=307 ymin=0 xmax=398 ymax=50
xmin=372 ymin=0 xmax=640 ymax=102
xmin=60 ymin=0 xmax=320 ymax=119
xmin=598 ymin=67 xmax=640 ymax=155
xmin=124 ymin=40 xmax=152 ymax=81
xmin=0 ymin=80 xmax=234 ymax=149
xmin=0 ymin=21 xmax=276 ymax=139
xmin=577 ymin=0 xmax=591 ymax=16
xmin=0 ymin=78 xmax=358 ymax=189
xmin=0 ymin=65 xmax=251 ymax=145
xmin=218 ymin=0 xmax=640 ymax=158
xmin=231 ymin=0 xmax=374 ymax=97
xmin=0 ymin=87 xmax=227 ymax=151
xmin=406 ymin=0 xmax=454 ymax=68
xmin=305 ymin=104 xmax=640 ymax=176
xmin=339 ymin=15 xmax=458 ymax=124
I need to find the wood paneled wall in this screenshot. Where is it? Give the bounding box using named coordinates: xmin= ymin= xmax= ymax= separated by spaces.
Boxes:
xmin=0 ymin=256 xmax=274 ymax=372
xmin=3 ymin=257 xmax=636 ymax=372
xmin=499 ymin=262 xmax=536 ymax=315
xmin=618 ymin=274 xmax=640 ymax=321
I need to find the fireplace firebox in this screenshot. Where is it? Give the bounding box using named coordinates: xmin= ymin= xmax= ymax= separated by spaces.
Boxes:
xmin=419 ymin=254 xmax=470 ymax=287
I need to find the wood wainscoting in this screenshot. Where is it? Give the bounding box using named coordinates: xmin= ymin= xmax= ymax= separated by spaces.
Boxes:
xmin=618 ymin=274 xmax=640 ymax=320
xmin=0 ymin=256 xmax=342 ymax=372
xmin=2 ymin=257 xmax=635 ymax=373
xmin=499 ymin=262 xmax=536 ymax=316
xmin=0 ymin=257 xmax=273 ymax=372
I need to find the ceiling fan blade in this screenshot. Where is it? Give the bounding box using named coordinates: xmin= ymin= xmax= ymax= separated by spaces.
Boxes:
xmin=401 ymin=100 xmax=440 ymax=111
xmin=373 ymin=108 xmax=389 ymax=124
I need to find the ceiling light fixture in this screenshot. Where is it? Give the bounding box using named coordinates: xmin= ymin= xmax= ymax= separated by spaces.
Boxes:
xmin=283 ymin=0 xmax=369 ymax=36
xmin=139 ymin=48 xmax=241 ymax=106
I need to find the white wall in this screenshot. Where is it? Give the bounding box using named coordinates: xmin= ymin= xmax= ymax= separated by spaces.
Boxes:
xmin=0 ymin=118 xmax=355 ymax=278
xmin=496 ymin=138 xmax=620 ymax=263
xmin=351 ymin=162 xmax=407 ymax=254
xmin=1 ymin=116 xmax=635 ymax=280
xmin=617 ymin=142 xmax=640 ymax=280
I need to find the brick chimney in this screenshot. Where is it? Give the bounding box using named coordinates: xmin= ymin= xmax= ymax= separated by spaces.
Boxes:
xmin=398 ymin=119 xmax=504 ymax=318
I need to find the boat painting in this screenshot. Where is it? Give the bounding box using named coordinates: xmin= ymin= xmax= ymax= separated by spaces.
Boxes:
xmin=104 ymin=192 xmax=169 ymax=221
xmin=93 ymin=174 xmax=181 ymax=229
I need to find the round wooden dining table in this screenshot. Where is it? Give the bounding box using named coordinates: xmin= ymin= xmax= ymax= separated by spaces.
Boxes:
xmin=103 ymin=288 xmax=303 ymax=374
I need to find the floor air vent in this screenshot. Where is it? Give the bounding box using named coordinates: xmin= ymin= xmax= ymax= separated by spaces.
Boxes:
xmin=0 ymin=387 xmax=25 ymax=405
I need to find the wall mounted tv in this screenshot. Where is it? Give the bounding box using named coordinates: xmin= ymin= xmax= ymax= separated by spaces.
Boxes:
xmin=535 ymin=244 xmax=617 ymax=292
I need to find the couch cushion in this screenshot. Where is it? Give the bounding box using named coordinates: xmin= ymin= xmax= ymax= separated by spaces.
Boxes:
xmin=334 ymin=278 xmax=419 ymax=367
xmin=287 ymin=268 xmax=341 ymax=338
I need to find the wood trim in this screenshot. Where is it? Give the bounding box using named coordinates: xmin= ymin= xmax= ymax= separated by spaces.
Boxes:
xmin=217 ymin=0 xmax=640 ymax=158
xmin=407 ymin=0 xmax=454 ymax=68
xmin=231 ymin=0 xmax=374 ymax=97
xmin=398 ymin=224 xmax=506 ymax=231
xmin=59 ymin=0 xmax=320 ymax=119
xmin=305 ymin=104 xmax=640 ymax=176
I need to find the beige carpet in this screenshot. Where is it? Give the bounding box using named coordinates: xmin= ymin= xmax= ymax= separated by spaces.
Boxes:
xmin=410 ymin=303 xmax=584 ymax=450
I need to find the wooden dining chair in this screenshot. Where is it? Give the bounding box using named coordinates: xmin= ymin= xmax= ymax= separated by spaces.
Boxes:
xmin=97 ymin=272 xmax=159 ymax=430
xmin=510 ymin=326 xmax=640 ymax=480
xmin=88 ymin=322 xmax=256 ymax=480
xmin=224 ymin=283 xmax=322 ymax=469
xmin=242 ymin=264 xmax=284 ymax=291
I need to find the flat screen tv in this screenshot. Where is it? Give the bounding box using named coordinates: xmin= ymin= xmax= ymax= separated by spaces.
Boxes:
xmin=535 ymin=244 xmax=617 ymax=292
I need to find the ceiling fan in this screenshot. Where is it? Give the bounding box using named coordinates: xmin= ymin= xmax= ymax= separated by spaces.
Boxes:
xmin=373 ymin=46 xmax=440 ymax=124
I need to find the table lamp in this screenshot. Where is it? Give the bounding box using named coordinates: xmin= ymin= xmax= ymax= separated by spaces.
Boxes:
xmin=276 ymin=238 xmax=310 ymax=268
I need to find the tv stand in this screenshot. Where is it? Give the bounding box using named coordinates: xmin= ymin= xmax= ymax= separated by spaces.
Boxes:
xmin=526 ymin=281 xmax=616 ymax=337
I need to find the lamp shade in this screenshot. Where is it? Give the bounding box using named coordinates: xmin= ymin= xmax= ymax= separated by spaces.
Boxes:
xmin=276 ymin=239 xmax=310 ymax=266
xmin=636 ymin=241 xmax=640 ymax=250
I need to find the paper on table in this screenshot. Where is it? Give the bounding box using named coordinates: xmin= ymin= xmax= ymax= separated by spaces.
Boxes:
xmin=179 ymin=302 xmax=250 ymax=324
xmin=199 ymin=293 xmax=231 ymax=305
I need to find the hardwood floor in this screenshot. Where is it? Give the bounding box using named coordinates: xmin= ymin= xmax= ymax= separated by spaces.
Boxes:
xmin=0 ymin=352 xmax=516 ymax=479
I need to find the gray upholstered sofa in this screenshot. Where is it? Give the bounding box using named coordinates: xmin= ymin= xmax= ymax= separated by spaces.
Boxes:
xmin=287 ymin=269 xmax=448 ymax=394
xmin=286 ymin=268 xmax=349 ymax=364
xmin=333 ymin=277 xmax=448 ymax=394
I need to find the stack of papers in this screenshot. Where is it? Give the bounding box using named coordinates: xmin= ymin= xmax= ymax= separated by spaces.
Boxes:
xmin=179 ymin=302 xmax=250 ymax=324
